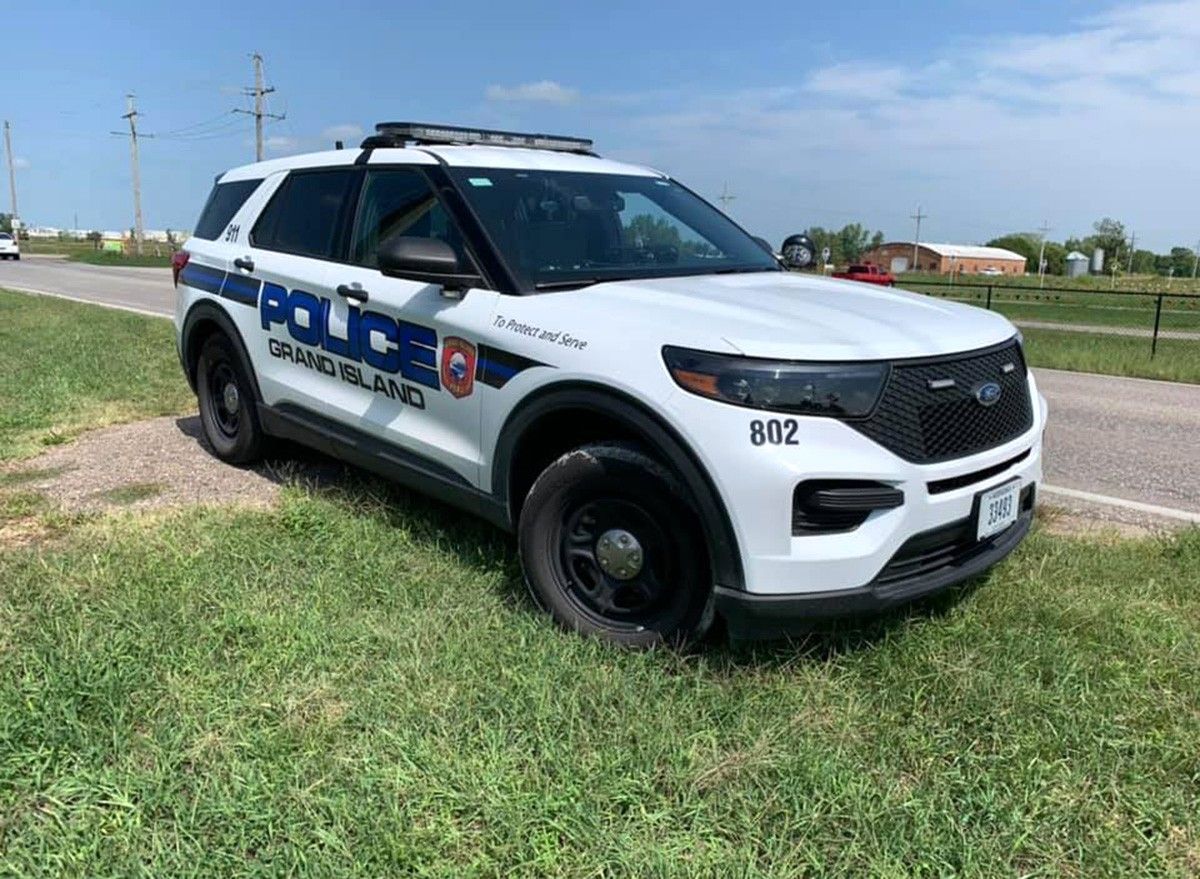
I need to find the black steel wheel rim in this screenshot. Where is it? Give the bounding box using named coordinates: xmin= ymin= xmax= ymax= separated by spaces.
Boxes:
xmin=207 ymin=361 xmax=241 ymax=439
xmin=554 ymin=497 xmax=679 ymax=630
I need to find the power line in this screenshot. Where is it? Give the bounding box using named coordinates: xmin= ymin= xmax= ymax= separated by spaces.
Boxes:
xmin=910 ymin=205 xmax=927 ymax=270
xmin=233 ymin=53 xmax=284 ymax=161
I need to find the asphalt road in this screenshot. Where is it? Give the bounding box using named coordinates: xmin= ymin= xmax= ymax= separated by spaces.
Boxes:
xmin=4 ymin=258 xmax=1198 ymax=524
xmin=0 ymin=256 xmax=174 ymax=317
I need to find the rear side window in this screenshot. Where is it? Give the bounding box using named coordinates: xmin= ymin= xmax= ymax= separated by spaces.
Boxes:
xmin=193 ymin=179 xmax=262 ymax=240
xmin=251 ymin=169 xmax=356 ymax=259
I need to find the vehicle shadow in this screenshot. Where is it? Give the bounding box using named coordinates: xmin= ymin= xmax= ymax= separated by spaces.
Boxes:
xmin=173 ymin=414 xmax=987 ymax=664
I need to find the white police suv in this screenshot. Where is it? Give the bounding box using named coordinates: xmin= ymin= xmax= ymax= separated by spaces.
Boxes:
xmin=174 ymin=122 xmax=1046 ymax=644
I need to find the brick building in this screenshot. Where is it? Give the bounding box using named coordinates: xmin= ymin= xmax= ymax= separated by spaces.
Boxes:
xmin=860 ymin=242 xmax=1027 ymax=276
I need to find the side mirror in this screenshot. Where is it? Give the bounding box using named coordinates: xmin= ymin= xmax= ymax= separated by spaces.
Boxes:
xmin=377 ymin=236 xmax=481 ymax=292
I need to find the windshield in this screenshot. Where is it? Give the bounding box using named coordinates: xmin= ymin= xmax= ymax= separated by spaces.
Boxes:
xmin=447 ymin=168 xmax=779 ymax=290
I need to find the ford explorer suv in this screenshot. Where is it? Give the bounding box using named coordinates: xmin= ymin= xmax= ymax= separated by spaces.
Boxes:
xmin=173 ymin=122 xmax=1046 ymax=645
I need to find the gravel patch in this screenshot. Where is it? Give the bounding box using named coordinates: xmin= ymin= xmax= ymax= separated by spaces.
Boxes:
xmin=0 ymin=415 xmax=339 ymax=513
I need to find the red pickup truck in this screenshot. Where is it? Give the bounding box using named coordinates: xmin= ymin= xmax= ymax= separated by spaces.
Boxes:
xmin=831 ymin=264 xmax=895 ymax=286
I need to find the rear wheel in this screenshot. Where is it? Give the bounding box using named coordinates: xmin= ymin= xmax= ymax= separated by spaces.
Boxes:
xmin=196 ymin=334 xmax=264 ymax=464
xmin=518 ymin=443 xmax=713 ymax=647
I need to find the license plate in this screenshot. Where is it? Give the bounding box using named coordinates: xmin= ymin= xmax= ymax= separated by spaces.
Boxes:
xmin=976 ymin=480 xmax=1020 ymax=541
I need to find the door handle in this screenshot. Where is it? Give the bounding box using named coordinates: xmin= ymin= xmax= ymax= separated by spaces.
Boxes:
xmin=336 ymin=284 xmax=369 ymax=303
xmin=233 ymin=256 xmax=255 ymax=272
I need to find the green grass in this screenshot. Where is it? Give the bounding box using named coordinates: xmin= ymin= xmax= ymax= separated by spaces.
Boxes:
xmin=1021 ymin=327 xmax=1200 ymax=383
xmin=1 ymin=486 xmax=1199 ymax=876
xmin=0 ymin=289 xmax=194 ymax=460
xmin=898 ymin=270 xmax=1200 ymax=295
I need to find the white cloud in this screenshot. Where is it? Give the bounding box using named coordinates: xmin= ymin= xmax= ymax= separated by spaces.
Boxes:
xmin=12 ymin=157 xmax=29 ymax=170
xmin=603 ymin=0 xmax=1200 ymax=251
xmin=264 ymin=136 xmax=299 ymax=154
xmin=805 ymin=63 xmax=911 ymax=100
xmin=321 ymin=124 xmax=363 ymax=143
xmin=485 ymin=80 xmax=579 ymax=105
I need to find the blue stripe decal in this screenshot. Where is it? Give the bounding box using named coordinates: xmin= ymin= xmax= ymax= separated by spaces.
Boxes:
xmin=180 ymin=263 xmax=224 ymax=295
xmin=221 ymin=275 xmax=261 ymax=306
xmin=477 ymin=357 xmax=518 ymax=380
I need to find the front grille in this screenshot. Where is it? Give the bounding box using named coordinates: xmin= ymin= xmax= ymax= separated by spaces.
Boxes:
xmin=873 ymin=484 xmax=1035 ymax=591
xmin=850 ymin=341 xmax=1033 ymax=464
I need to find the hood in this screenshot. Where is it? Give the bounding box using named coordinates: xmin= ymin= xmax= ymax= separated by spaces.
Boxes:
xmin=585 ymin=271 xmax=1017 ymax=361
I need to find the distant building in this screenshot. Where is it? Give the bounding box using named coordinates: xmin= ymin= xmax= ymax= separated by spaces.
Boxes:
xmin=1065 ymin=251 xmax=1090 ymax=278
xmin=861 ymin=242 xmax=1028 ymax=276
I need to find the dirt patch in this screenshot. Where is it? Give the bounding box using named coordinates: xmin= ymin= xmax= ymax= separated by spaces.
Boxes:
xmin=0 ymin=415 xmax=345 ymax=514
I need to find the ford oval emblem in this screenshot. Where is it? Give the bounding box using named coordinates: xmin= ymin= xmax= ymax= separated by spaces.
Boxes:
xmin=974 ymin=381 xmax=1002 ymax=407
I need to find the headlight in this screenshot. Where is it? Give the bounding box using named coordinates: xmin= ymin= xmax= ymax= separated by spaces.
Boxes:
xmin=662 ymin=346 xmax=888 ymax=417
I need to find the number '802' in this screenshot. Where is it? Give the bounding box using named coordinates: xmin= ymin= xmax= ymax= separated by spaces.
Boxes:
xmin=749 ymin=419 xmax=800 ymax=446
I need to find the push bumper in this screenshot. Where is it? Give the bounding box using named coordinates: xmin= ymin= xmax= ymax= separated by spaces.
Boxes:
xmin=715 ymin=497 xmax=1034 ymax=641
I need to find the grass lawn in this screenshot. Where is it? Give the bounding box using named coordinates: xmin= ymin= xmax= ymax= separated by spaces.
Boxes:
xmin=0 ymin=289 xmax=193 ymax=460
xmin=2 ymin=291 xmax=1200 ymax=875
xmin=1021 ymin=327 xmax=1200 ymax=384
xmin=17 ymin=238 xmax=173 ymax=268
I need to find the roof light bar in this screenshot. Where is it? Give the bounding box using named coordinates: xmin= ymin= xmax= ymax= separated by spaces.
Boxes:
xmin=367 ymin=122 xmax=595 ymax=154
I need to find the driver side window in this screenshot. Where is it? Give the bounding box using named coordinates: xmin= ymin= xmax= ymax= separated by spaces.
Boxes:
xmin=350 ymin=169 xmax=470 ymax=269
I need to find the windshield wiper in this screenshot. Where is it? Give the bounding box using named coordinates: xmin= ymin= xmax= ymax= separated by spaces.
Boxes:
xmin=533 ymin=278 xmax=606 ymax=291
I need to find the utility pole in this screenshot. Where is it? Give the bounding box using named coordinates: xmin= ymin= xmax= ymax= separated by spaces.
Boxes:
xmin=910 ymin=205 xmax=926 ymax=271
xmin=1193 ymin=238 xmax=1199 ymax=279
xmin=717 ymin=182 xmax=736 ymax=212
xmin=117 ymin=95 xmax=146 ymax=256
xmin=235 ymin=53 xmax=284 ymax=161
xmin=3 ymin=121 xmax=18 ymax=227
xmin=1126 ymin=230 xmax=1136 ymax=274
xmin=1036 ymin=221 xmax=1051 ymax=288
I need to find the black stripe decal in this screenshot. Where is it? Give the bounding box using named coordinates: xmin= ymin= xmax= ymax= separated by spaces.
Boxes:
xmin=476 ymin=345 xmax=551 ymax=389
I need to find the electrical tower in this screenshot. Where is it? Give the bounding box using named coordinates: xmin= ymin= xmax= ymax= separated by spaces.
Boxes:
xmin=235 ymin=53 xmax=285 ymax=161
xmin=910 ymin=205 xmax=927 ymax=270
xmin=717 ymin=182 xmax=736 ymax=212
xmin=112 ymin=95 xmax=149 ymax=256
xmin=3 ymin=121 xmax=18 ymax=226
xmin=1036 ymin=221 xmax=1051 ymax=288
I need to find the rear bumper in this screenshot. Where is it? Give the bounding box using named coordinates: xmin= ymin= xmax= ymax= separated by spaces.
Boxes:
xmin=715 ymin=498 xmax=1034 ymax=641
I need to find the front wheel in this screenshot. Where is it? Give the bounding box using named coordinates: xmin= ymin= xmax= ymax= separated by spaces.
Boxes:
xmin=518 ymin=444 xmax=714 ymax=647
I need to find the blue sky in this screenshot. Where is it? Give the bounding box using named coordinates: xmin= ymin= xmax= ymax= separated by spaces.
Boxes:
xmin=9 ymin=0 xmax=1200 ymax=250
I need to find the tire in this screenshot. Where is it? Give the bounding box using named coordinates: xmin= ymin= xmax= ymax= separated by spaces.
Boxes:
xmin=518 ymin=443 xmax=714 ymax=647
xmin=195 ymin=333 xmax=265 ymax=464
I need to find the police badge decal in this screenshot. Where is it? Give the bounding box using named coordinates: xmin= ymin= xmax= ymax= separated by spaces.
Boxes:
xmin=440 ymin=337 xmax=477 ymax=399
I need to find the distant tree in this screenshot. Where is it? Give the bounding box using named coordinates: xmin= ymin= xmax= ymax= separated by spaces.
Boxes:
xmin=869 ymin=230 xmax=885 ymax=249
xmin=986 ymin=233 xmax=1040 ymax=267
xmin=1156 ymin=246 xmax=1196 ymax=278
xmin=87 ymin=230 xmax=103 ymax=250
xmin=837 ymin=223 xmax=872 ymax=263
xmin=1091 ymin=218 xmax=1127 ymax=270
xmin=1041 ymin=241 xmax=1067 ymax=275
xmin=1130 ymin=249 xmax=1157 ymax=275
xmin=0 ymin=213 xmax=10 ymax=234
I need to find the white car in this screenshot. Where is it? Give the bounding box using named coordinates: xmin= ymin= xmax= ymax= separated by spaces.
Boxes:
xmin=0 ymin=232 xmax=19 ymax=260
xmin=978 ymin=266 xmax=1004 ymax=276
xmin=173 ymin=122 xmax=1046 ymax=645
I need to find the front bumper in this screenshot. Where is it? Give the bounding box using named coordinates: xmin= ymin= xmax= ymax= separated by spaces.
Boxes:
xmin=715 ymin=491 xmax=1034 ymax=640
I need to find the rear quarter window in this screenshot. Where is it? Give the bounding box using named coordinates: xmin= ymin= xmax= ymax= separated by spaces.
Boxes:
xmin=193 ymin=179 xmax=263 ymax=241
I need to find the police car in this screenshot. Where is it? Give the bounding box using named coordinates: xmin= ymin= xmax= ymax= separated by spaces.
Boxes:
xmin=173 ymin=122 xmax=1046 ymax=645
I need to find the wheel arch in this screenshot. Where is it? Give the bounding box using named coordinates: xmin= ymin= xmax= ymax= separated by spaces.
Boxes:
xmin=493 ymin=382 xmax=744 ymax=591
xmin=180 ymin=299 xmax=263 ymax=403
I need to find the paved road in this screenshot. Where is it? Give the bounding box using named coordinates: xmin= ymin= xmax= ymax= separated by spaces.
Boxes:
xmin=0 ymin=256 xmax=174 ymax=316
xmin=4 ymin=259 xmax=1198 ymax=524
